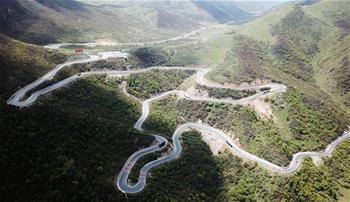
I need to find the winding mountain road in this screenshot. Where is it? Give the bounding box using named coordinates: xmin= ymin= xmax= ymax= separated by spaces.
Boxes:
xmin=7 ymin=51 xmax=350 ymax=194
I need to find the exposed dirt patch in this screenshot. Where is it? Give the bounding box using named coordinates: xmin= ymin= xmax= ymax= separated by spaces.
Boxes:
xmin=185 ymin=86 xmax=209 ymax=98
xmin=199 ymin=129 xmax=227 ymax=155
xmin=246 ymin=96 xmax=275 ymax=120
xmin=226 ymin=78 xmax=270 ymax=88
xmin=311 ymin=156 xmax=323 ymax=166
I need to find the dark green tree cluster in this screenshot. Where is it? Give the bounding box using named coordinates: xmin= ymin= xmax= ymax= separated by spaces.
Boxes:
xmin=198 ymin=84 xmax=256 ymax=100
xmin=127 ymin=69 xmax=194 ymax=99
xmin=131 ymin=47 xmax=170 ymax=66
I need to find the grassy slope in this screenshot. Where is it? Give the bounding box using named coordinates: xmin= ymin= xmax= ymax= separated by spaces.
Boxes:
xmin=304 ymin=0 xmax=350 ymax=116
xmin=209 ymin=0 xmax=349 ymax=136
xmin=164 ymin=25 xmax=235 ymax=66
xmin=80 ymin=0 xmax=254 ymax=24
xmin=236 ymin=3 xmax=294 ymax=44
xmin=199 ymin=0 xmax=350 ymax=200
xmin=1 ymin=0 xmax=202 ymax=44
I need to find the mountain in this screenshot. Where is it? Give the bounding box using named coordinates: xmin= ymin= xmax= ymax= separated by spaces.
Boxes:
xmin=36 ymin=0 xmax=85 ymax=11
xmin=0 ymin=0 xmax=256 ymax=45
xmin=1 ymin=0 xmax=349 ymax=201
xmin=0 ymin=0 xmax=200 ymax=44
xmin=191 ymin=0 xmax=254 ymax=23
xmin=233 ymin=0 xmax=290 ymax=15
xmin=212 ymin=0 xmax=350 ymax=116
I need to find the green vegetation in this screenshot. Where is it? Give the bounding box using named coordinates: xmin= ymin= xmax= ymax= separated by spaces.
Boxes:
xmin=197 ymin=85 xmax=256 ymax=100
xmin=272 ymin=6 xmax=328 ymax=81
xmin=131 ymin=47 xmax=170 ymax=67
xmin=145 ymin=87 xmax=348 ymax=167
xmin=0 ymin=76 xmax=156 ymax=201
xmin=283 ymin=160 xmax=338 ymax=201
xmin=145 ymin=95 xmax=291 ymax=165
xmin=165 ymin=47 xmax=200 ymax=66
xmin=325 ymin=139 xmax=350 ymax=186
xmin=0 ymin=0 xmax=192 ymax=44
xmin=191 ymin=1 xmax=253 ymax=23
xmin=0 ymin=35 xmax=154 ymax=201
xmin=1 ymin=0 xmax=350 ymax=201
xmin=164 ymin=27 xmax=234 ymax=66
xmin=143 ymin=95 xmax=180 ymax=137
xmin=207 ymin=35 xmax=268 ymax=84
xmin=23 ymin=54 xmax=139 ymax=100
xmin=236 ymin=4 xmax=294 ymax=44
xmin=71 ymin=56 xmax=138 ymax=71
xmin=126 ymin=69 xmax=195 ymax=99
xmin=0 ymin=34 xmax=67 ymax=99
xmin=131 ymin=131 xmax=225 ymax=201
xmin=142 ymin=92 xmax=350 ymax=201
xmin=278 ymin=89 xmax=347 ymax=147
xmin=1 ymin=0 xmax=256 ymax=44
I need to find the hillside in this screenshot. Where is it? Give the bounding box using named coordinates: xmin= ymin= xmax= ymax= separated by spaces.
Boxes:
xmin=0 ymin=0 xmax=198 ymax=44
xmin=79 ymin=0 xmax=255 ymax=23
xmin=304 ymin=0 xmax=350 ymax=113
xmin=134 ymin=0 xmax=350 ymax=200
xmin=0 ymin=35 xmax=156 ymax=201
xmin=0 ymin=0 xmax=256 ymax=45
xmin=191 ymin=0 xmax=254 ymax=23
xmin=209 ymin=0 xmax=349 ymax=115
xmin=0 ymin=34 xmax=67 ymax=99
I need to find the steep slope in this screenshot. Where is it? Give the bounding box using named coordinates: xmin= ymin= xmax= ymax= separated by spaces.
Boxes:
xmin=0 ymin=0 xmax=257 ymax=45
xmin=80 ymin=0 xmax=255 ymax=24
xmin=0 ymin=34 xmax=67 ymax=99
xmin=201 ymin=1 xmax=350 ymax=200
xmin=0 ymin=0 xmax=72 ymax=44
xmin=0 ymin=0 xmax=200 ymax=44
xmin=304 ymin=0 xmax=350 ymax=113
